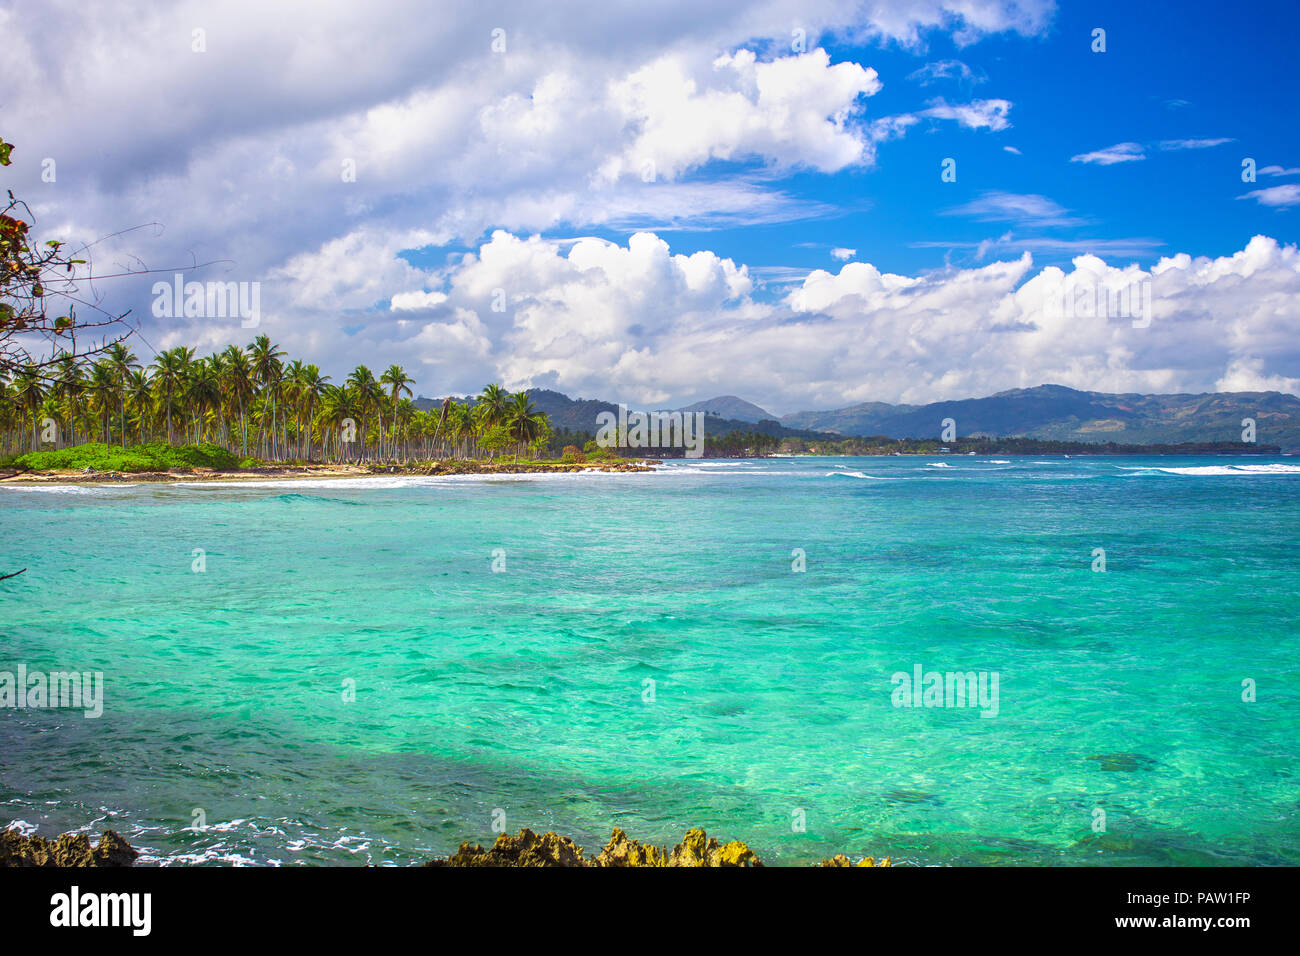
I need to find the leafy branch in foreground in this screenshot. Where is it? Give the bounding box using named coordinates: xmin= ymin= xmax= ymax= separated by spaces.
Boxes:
xmin=0 ymin=135 xmax=136 ymax=377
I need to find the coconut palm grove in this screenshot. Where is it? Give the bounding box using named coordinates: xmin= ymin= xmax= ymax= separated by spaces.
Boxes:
xmin=0 ymin=337 xmax=561 ymax=467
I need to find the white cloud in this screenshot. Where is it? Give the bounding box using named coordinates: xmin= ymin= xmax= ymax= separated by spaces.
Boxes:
xmin=1158 ymin=137 xmax=1233 ymax=151
xmin=1216 ymin=358 xmax=1300 ymax=395
xmin=914 ymin=235 xmax=1166 ymax=260
xmin=919 ymin=97 xmax=1012 ymax=130
xmin=1238 ymin=184 xmax=1300 ymax=208
xmin=20 ymin=0 xmax=1227 ymax=409
xmin=831 ymin=247 xmax=856 ymax=261
xmin=390 ymin=291 xmax=449 ymax=311
xmin=907 ymin=59 xmax=983 ymax=85
xmin=1260 ymin=165 xmax=1300 ymax=177
xmin=943 ymin=191 xmax=1082 ymax=227
xmin=599 ymin=48 xmax=883 ymax=182
xmin=1071 ymin=142 xmax=1145 ymax=165
xmin=334 ymin=231 xmax=1300 ymax=411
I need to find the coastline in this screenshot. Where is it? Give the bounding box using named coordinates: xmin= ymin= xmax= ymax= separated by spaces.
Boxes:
xmin=0 ymin=458 xmax=661 ymax=486
xmin=0 ymin=825 xmax=891 ymax=868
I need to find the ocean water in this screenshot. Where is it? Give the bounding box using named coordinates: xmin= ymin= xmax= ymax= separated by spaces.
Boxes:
xmin=1 ymin=455 xmax=1297 ymax=866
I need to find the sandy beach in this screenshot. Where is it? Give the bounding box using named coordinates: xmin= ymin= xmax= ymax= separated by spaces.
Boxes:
xmin=0 ymin=458 xmax=660 ymax=486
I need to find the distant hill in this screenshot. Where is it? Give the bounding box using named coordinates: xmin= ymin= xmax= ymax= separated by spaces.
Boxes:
xmin=674 ymin=395 xmax=775 ymax=423
xmin=413 ymin=389 xmax=830 ymax=442
xmin=781 ymin=384 xmax=1300 ymax=449
xmin=415 ymin=384 xmax=1300 ymax=450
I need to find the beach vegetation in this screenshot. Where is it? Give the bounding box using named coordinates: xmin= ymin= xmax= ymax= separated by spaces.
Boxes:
xmin=0 ymin=332 xmax=565 ymax=467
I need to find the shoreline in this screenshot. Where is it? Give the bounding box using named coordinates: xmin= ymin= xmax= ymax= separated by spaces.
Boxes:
xmin=2 ymin=449 xmax=1292 ymax=486
xmin=0 ymin=458 xmax=661 ymax=486
xmin=0 ymin=825 xmax=891 ymax=868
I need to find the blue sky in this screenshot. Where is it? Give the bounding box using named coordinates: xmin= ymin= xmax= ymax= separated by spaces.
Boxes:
xmin=6 ymin=0 xmax=1299 ymax=410
xmin=571 ymin=0 xmax=1299 ymax=286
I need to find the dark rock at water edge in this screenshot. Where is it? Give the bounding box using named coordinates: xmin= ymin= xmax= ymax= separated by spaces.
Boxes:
xmin=2 ymin=825 xmax=893 ymax=867
xmin=0 ymin=829 xmax=138 ymax=867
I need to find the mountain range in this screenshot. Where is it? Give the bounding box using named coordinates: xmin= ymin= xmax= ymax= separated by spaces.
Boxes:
xmin=415 ymin=384 xmax=1300 ymax=450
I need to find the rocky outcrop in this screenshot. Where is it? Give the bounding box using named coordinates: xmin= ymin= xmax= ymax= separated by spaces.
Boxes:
xmin=427 ymin=826 xmax=761 ymax=867
xmin=594 ymin=827 xmax=669 ymax=867
xmin=2 ymin=825 xmax=891 ymax=867
xmin=424 ymin=826 xmax=890 ymax=867
xmin=818 ymin=854 xmax=892 ymax=867
xmin=426 ymin=828 xmax=589 ymax=867
xmin=0 ymin=829 xmax=138 ymax=867
xmin=594 ymin=827 xmax=760 ymax=867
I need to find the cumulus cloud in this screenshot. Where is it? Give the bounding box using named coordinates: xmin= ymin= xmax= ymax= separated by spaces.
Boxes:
xmin=599 ymin=48 xmax=883 ymax=182
xmin=831 ymin=247 xmax=856 ymax=261
xmin=0 ymin=1 xmax=1054 ymax=376
xmin=306 ymin=231 xmax=1300 ymax=411
xmin=34 ymin=0 xmax=1285 ymax=414
xmin=390 ymin=291 xmax=449 ymax=311
xmin=1216 ymin=358 xmax=1300 ymax=395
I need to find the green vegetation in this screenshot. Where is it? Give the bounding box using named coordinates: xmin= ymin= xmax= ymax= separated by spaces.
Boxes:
xmin=1 ymin=333 xmax=555 ymax=465
xmin=2 ymin=441 xmax=244 ymax=473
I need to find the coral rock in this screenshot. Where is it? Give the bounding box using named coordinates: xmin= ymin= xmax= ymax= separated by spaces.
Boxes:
xmin=0 ymin=829 xmax=138 ymax=867
xmin=426 ymin=828 xmax=588 ymax=867
xmin=668 ymin=828 xmax=761 ymax=867
xmin=426 ymin=827 xmax=764 ymax=867
xmin=819 ymin=853 xmax=892 ymax=867
xmin=595 ymin=827 xmax=668 ymax=867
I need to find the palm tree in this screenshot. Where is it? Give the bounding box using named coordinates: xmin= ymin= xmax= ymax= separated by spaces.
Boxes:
xmin=477 ymin=383 xmax=508 ymax=427
xmin=505 ymin=391 xmax=547 ymax=461
xmin=220 ymin=345 xmax=254 ymax=455
xmin=185 ymin=359 xmax=222 ymax=444
xmin=318 ymin=384 xmax=359 ymax=462
xmin=446 ymin=401 xmax=473 ymax=458
xmin=87 ymin=360 xmax=115 ymax=444
xmin=206 ymin=350 xmax=230 ymax=446
xmin=380 ymin=364 xmax=414 ymax=459
xmin=13 ymin=365 xmax=45 ymax=451
xmin=283 ymin=359 xmax=308 ymax=459
xmin=248 ymin=335 xmax=285 ymax=457
xmin=0 ymin=336 xmax=554 ymax=465
xmin=475 ymin=384 xmax=510 ymax=458
xmin=393 ymin=396 xmax=415 ymax=461
xmin=346 ymin=366 xmax=381 ymax=461
xmin=150 ymin=346 xmax=192 ymax=444
xmin=126 ymin=369 xmax=153 ymax=443
xmin=299 ymin=364 xmax=329 ymax=459
xmin=105 ymin=342 xmax=139 ymax=447
xmin=54 ymin=353 xmax=84 ymax=447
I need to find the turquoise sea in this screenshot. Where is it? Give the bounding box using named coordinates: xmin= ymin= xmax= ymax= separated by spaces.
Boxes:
xmin=1 ymin=455 xmax=1298 ymax=866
